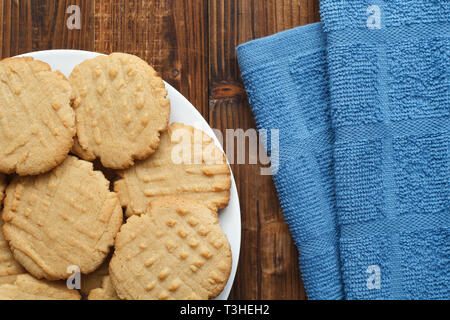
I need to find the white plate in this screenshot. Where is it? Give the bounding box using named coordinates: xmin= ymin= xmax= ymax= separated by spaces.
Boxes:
xmin=17 ymin=50 xmax=241 ymax=300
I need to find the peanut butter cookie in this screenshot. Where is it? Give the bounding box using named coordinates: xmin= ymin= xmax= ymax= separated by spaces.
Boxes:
xmin=115 ymin=123 xmax=231 ymax=217
xmin=0 ymin=214 xmax=25 ymax=285
xmin=80 ymin=256 xmax=110 ymax=296
xmin=2 ymin=156 xmax=123 ymax=280
xmin=88 ymin=276 xmax=119 ymax=300
xmin=70 ymin=53 xmax=170 ymax=169
xmin=0 ymin=174 xmax=5 ymax=204
xmin=0 ymin=57 xmax=76 ymax=176
xmin=110 ymin=197 xmax=232 ymax=300
xmin=0 ymin=274 xmax=80 ymax=300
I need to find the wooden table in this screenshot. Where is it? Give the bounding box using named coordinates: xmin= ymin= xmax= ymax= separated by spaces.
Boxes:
xmin=0 ymin=0 xmax=320 ymax=300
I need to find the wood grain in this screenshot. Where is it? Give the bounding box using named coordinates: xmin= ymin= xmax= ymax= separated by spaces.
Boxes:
xmin=0 ymin=0 xmax=320 ymax=300
xmin=94 ymin=0 xmax=208 ymax=117
xmin=209 ymin=0 xmax=319 ymax=301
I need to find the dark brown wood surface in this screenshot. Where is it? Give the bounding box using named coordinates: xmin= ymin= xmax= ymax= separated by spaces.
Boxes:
xmin=0 ymin=0 xmax=320 ymax=300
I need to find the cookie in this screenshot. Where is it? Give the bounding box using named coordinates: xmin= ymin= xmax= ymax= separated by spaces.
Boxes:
xmin=72 ymin=136 xmax=96 ymax=162
xmin=70 ymin=53 xmax=170 ymax=169
xmin=80 ymin=256 xmax=110 ymax=296
xmin=115 ymin=123 xmax=231 ymax=217
xmin=2 ymin=156 xmax=123 ymax=280
xmin=88 ymin=276 xmax=119 ymax=300
xmin=0 ymin=275 xmax=20 ymax=286
xmin=0 ymin=57 xmax=76 ymax=176
xmin=0 ymin=274 xmax=80 ymax=300
xmin=110 ymin=197 xmax=232 ymax=300
xmin=0 ymin=174 xmax=5 ymax=204
xmin=0 ymin=214 xmax=25 ymax=285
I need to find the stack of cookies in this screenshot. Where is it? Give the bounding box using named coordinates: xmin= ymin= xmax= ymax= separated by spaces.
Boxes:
xmin=0 ymin=53 xmax=232 ymax=300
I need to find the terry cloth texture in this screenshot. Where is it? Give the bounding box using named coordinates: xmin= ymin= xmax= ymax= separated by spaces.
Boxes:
xmin=237 ymin=0 xmax=449 ymax=300
xmin=237 ymin=23 xmax=344 ymax=300
xmin=320 ymin=0 xmax=449 ymax=300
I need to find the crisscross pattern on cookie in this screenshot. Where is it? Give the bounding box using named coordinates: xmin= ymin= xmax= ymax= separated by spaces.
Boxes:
xmin=70 ymin=53 xmax=170 ymax=169
xmin=0 ymin=57 xmax=76 ymax=176
xmin=2 ymin=156 xmax=123 ymax=280
xmin=110 ymin=197 xmax=232 ymax=300
xmin=115 ymin=123 xmax=231 ymax=217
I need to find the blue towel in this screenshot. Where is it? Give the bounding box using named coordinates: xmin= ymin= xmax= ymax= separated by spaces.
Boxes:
xmin=321 ymin=0 xmax=449 ymax=300
xmin=237 ymin=0 xmax=449 ymax=300
xmin=237 ymin=23 xmax=344 ymax=300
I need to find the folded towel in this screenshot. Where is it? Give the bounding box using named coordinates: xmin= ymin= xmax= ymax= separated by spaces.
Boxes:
xmin=237 ymin=23 xmax=344 ymax=300
xmin=237 ymin=0 xmax=449 ymax=300
xmin=321 ymin=0 xmax=449 ymax=300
